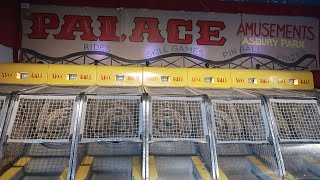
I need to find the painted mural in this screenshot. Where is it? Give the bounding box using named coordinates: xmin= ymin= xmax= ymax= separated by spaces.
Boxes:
xmin=20 ymin=5 xmax=319 ymax=70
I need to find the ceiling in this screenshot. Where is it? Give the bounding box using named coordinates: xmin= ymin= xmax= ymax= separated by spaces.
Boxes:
xmin=220 ymin=0 xmax=320 ymax=6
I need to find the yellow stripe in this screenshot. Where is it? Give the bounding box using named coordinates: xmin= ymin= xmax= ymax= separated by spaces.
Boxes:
xmin=218 ymin=167 xmax=229 ymax=180
xmin=0 ymin=157 xmax=31 ymax=179
xmin=0 ymin=167 xmax=23 ymax=179
xmin=246 ymin=156 xmax=279 ymax=180
xmin=59 ymin=167 xmax=69 ymax=180
xmin=191 ymin=156 xmax=212 ymax=180
xmin=284 ymin=171 xmax=296 ymax=180
xmin=81 ymin=156 xmax=94 ymax=165
xmin=14 ymin=157 xmax=31 ymax=166
xmin=149 ymin=156 xmax=158 ymax=180
xmin=132 ymin=156 xmax=142 ymax=180
xmin=75 ymin=156 xmax=94 ymax=180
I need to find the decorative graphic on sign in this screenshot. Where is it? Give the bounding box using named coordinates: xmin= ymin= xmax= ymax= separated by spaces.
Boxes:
xmin=20 ymin=5 xmax=319 ymax=70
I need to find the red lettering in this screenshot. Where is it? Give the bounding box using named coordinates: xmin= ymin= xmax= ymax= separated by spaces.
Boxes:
xmin=98 ymin=16 xmax=124 ymax=41
xmin=28 ymin=13 xmax=59 ymax=39
xmin=236 ymin=78 xmax=244 ymax=83
xmin=307 ymin=27 xmax=315 ymax=40
xmin=217 ymin=78 xmax=226 ymax=83
xmin=129 ymin=17 xmax=165 ymax=43
xmin=196 ymin=21 xmax=226 ymax=46
xmin=259 ymin=79 xmax=269 ymax=83
xmin=192 ymin=77 xmax=201 ymax=82
xmin=237 ymin=23 xmax=245 ymax=36
xmin=101 ymin=75 xmax=111 ymax=80
xmin=54 ymin=15 xmax=97 ymax=41
xmin=52 ymin=74 xmax=63 ymax=79
xmin=278 ymin=79 xmax=286 ymax=84
xmin=31 ymin=73 xmax=43 ymax=79
xmin=128 ymin=76 xmax=138 ymax=81
xmin=1 ymin=72 xmax=13 ymax=78
xmin=301 ymin=79 xmax=310 ymax=84
xmin=167 ymin=19 xmax=192 ymax=44
xmin=173 ymin=77 xmax=183 ymax=82
xmin=80 ymin=75 xmax=91 ymax=80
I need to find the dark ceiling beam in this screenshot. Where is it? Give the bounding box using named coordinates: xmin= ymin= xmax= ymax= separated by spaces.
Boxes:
xmin=21 ymin=0 xmax=320 ymax=18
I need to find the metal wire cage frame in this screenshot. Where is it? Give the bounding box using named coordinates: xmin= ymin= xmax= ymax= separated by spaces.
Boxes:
xmin=26 ymin=85 xmax=93 ymax=95
xmin=70 ymin=87 xmax=146 ymax=180
xmin=0 ymin=95 xmax=10 ymax=143
xmin=149 ymin=96 xmax=208 ymax=142
xmin=242 ymin=88 xmax=320 ymax=178
xmin=211 ymin=99 xmax=270 ymax=144
xmin=80 ymin=95 xmax=143 ymax=142
xmin=194 ymin=88 xmax=272 ymax=143
xmin=6 ymin=95 xmax=77 ymax=143
xmin=0 ymin=96 xmax=5 ymax=113
xmin=0 ymin=93 xmax=82 ymax=180
xmin=0 ymin=84 xmax=41 ymax=94
xmin=247 ymin=89 xmax=320 ymax=143
xmin=91 ymin=86 xmax=144 ymax=95
xmin=145 ymin=86 xmax=216 ymax=179
xmin=193 ymin=88 xmax=285 ymax=179
xmin=269 ymin=98 xmax=320 ymax=143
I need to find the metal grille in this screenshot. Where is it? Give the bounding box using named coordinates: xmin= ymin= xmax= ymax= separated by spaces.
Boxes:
xmin=288 ymin=90 xmax=317 ymax=97
xmin=7 ymin=96 xmax=75 ymax=142
xmin=146 ymin=87 xmax=196 ymax=96
xmin=24 ymin=144 xmax=71 ymax=174
xmin=151 ymin=97 xmax=206 ymax=140
xmin=87 ymin=142 xmax=141 ymax=156
xmin=0 ymin=97 xmax=4 ymax=112
xmin=0 ymin=143 xmax=26 ymax=173
xmin=92 ymin=86 xmax=143 ymax=95
xmin=251 ymin=144 xmax=281 ymax=176
xmin=198 ymin=143 xmax=212 ymax=172
xmin=24 ymin=158 xmax=69 ymax=174
xmin=212 ymin=100 xmax=268 ymax=143
xmin=0 ymin=84 xmax=37 ymax=93
xmin=27 ymin=144 xmax=70 ymax=156
xmin=270 ymin=99 xmax=320 ymax=142
xmin=246 ymin=89 xmax=295 ymax=97
xmin=81 ymin=96 xmax=141 ymax=141
xmin=195 ymin=88 xmax=256 ymax=99
xmin=34 ymin=85 xmax=90 ymax=94
xmin=150 ymin=142 xmax=197 ymax=155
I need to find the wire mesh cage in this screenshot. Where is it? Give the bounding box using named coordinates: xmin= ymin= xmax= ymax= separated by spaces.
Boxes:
xmin=0 ymin=97 xmax=4 ymax=112
xmin=147 ymin=94 xmax=215 ymax=179
xmin=202 ymin=89 xmax=283 ymax=179
xmin=72 ymin=95 xmax=144 ymax=180
xmin=0 ymin=95 xmax=78 ymax=179
xmin=32 ymin=85 xmax=91 ymax=94
xmin=7 ymin=96 xmax=76 ymax=142
xmin=270 ymin=99 xmax=320 ymax=142
xmin=150 ymin=97 xmax=207 ymax=141
xmin=248 ymin=89 xmax=320 ymax=179
xmin=195 ymin=88 xmax=256 ymax=99
xmin=92 ymin=86 xmax=143 ymax=95
xmin=0 ymin=84 xmax=39 ymax=94
xmin=145 ymin=86 xmax=197 ymax=96
xmin=212 ymin=100 xmax=269 ymax=143
xmin=80 ymin=96 xmax=142 ymax=142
